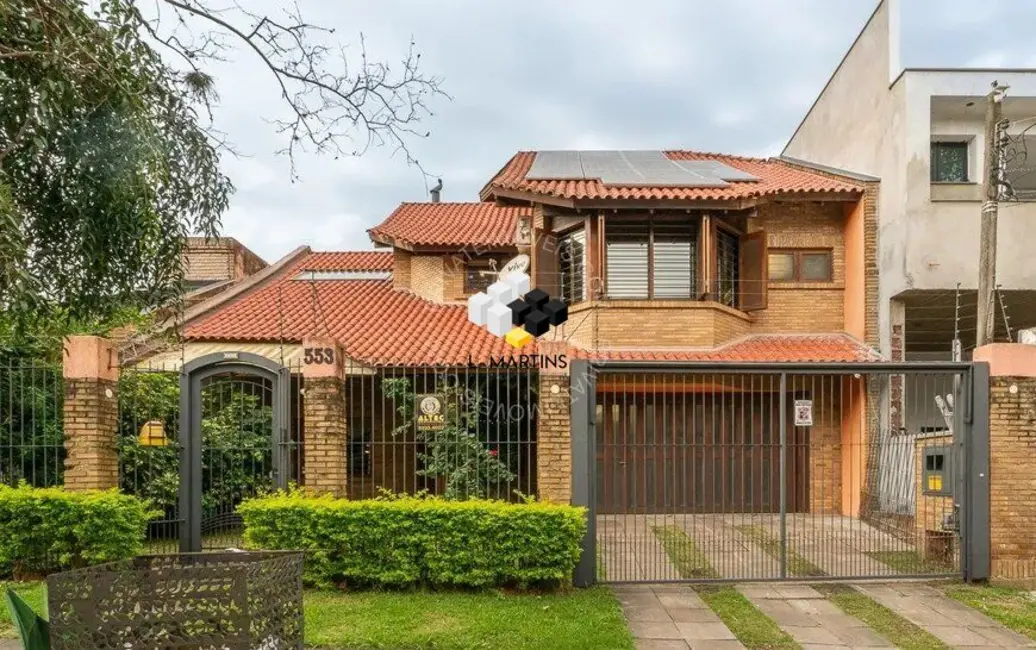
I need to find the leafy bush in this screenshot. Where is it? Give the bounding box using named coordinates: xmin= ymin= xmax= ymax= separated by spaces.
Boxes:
xmin=117 ymin=371 xmax=273 ymax=513
xmin=239 ymin=491 xmax=586 ymax=589
xmin=0 ymin=484 xmax=157 ymax=578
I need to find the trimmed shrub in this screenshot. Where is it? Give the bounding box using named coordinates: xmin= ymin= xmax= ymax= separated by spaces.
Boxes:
xmin=0 ymin=484 xmax=157 ymax=578
xmin=238 ymin=491 xmax=587 ymax=589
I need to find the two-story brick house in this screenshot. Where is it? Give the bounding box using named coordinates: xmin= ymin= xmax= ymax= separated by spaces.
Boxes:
xmin=145 ymin=149 xmax=879 ymax=518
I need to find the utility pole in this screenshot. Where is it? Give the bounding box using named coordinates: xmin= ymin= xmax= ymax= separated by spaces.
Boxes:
xmin=976 ymin=82 xmax=1007 ymax=348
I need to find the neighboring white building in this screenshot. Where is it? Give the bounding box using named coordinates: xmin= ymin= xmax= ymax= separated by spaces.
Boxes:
xmin=783 ymin=0 xmax=1036 ymax=362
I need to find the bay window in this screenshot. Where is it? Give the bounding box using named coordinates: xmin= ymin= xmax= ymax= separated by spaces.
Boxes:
xmin=605 ymin=219 xmax=699 ymax=299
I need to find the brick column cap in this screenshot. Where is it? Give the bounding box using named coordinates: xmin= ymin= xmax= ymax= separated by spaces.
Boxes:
xmin=63 ymin=335 xmax=118 ymax=381
xmin=302 ymin=337 xmax=344 ymax=378
xmin=975 ymin=343 xmax=1036 ymax=377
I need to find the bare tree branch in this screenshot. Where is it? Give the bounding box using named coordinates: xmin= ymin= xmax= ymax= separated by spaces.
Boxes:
xmin=125 ymin=0 xmax=448 ymax=177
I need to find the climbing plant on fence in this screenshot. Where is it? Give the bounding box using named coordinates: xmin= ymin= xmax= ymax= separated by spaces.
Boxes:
xmin=382 ymin=372 xmax=535 ymax=500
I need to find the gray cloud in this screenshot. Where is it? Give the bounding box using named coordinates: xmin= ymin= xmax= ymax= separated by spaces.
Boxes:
xmin=188 ymin=0 xmax=1036 ymax=262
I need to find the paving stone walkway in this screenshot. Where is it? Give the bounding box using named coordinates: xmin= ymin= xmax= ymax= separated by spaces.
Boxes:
xmin=738 ymin=583 xmax=894 ymax=648
xmin=855 ymin=583 xmax=1036 ymax=648
xmin=612 ymin=583 xmax=744 ymax=649
xmin=616 ymin=582 xmax=1035 ymax=650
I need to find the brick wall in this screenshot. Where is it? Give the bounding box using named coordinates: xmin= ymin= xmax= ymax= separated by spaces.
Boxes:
xmin=752 ymin=289 xmax=845 ymax=334
xmin=409 ymin=255 xmax=446 ymax=303
xmin=989 ymin=376 xmax=1036 ymax=579
xmin=303 ymin=376 xmax=349 ymax=496
xmin=537 ymin=363 xmax=571 ymax=504
xmin=393 ymin=249 xmax=412 ymax=291
xmin=63 ymin=378 xmax=119 ymax=491
xmin=184 ymin=248 xmax=234 ymax=283
xmin=564 ymin=301 xmax=751 ymax=349
xmin=863 ymin=183 xmax=879 ymax=348
xmin=443 ymin=255 xmax=467 ymax=301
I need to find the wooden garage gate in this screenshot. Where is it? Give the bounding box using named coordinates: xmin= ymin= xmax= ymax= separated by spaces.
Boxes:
xmin=595 ymin=384 xmax=809 ymax=514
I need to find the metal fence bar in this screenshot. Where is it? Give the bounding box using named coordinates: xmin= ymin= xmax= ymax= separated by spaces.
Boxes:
xmin=590 ymin=363 xmax=976 ymax=584
xmin=0 ymin=358 xmax=64 ymax=488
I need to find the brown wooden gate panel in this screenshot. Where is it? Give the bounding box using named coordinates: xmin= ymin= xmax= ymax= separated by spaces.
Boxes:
xmin=595 ymin=389 xmax=805 ymax=514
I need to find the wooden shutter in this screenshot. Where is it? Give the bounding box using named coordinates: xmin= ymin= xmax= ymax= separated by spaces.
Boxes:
xmin=606 ymin=222 xmax=649 ymax=298
xmin=535 ymin=224 xmax=559 ymax=296
xmin=739 ymin=230 xmax=768 ymax=312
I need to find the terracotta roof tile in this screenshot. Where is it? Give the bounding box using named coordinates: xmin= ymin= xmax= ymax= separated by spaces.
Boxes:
xmin=184 ymin=250 xmax=520 ymax=366
xmin=482 ymin=151 xmax=862 ymax=202
xmin=368 ymin=202 xmax=530 ymax=249
xmin=575 ymin=334 xmax=882 ymax=363
xmin=300 ymin=251 xmax=392 ymax=271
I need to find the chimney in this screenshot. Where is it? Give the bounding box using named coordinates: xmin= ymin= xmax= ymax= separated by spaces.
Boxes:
xmin=430 ymin=178 xmax=443 ymax=203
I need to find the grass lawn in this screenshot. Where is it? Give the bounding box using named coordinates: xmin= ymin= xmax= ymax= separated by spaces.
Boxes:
xmin=696 ymin=586 xmax=799 ymax=650
xmin=867 ymin=550 xmax=953 ymax=575
xmin=945 ymin=584 xmax=1036 ymax=642
xmin=305 ymin=587 xmax=633 ymax=650
xmin=733 ymin=525 xmax=826 ymax=578
xmin=0 ymin=580 xmax=630 ymax=649
xmin=0 ymin=581 xmax=46 ymax=639
xmin=817 ymin=585 xmax=947 ymax=650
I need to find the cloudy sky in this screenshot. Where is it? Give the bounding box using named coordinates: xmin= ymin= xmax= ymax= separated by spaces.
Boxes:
xmin=186 ymin=0 xmax=1035 ymax=262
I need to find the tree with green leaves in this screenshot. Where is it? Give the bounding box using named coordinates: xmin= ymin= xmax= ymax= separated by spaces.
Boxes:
xmin=0 ymin=0 xmax=444 ymax=337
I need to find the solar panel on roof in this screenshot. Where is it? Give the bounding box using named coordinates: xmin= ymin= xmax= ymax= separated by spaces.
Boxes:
xmin=526 ymin=151 xmax=584 ymax=179
xmin=674 ymin=160 xmax=760 ymax=182
xmin=524 ymin=150 xmax=756 ymax=187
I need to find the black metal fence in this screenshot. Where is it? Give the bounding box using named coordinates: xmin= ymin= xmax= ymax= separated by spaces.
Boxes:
xmin=0 ymin=357 xmax=64 ymax=487
xmin=341 ymin=360 xmax=539 ymax=500
xmin=576 ymin=361 xmax=985 ymax=584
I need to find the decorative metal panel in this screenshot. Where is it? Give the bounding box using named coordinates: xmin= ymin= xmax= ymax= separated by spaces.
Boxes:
xmin=47 ymin=552 xmax=304 ymax=650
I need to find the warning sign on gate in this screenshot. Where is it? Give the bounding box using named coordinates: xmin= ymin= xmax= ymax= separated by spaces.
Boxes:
xmin=794 ymin=399 xmax=813 ymax=426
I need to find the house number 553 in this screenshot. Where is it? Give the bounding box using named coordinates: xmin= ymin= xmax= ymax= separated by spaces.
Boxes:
xmin=304 ymin=347 xmax=335 ymax=364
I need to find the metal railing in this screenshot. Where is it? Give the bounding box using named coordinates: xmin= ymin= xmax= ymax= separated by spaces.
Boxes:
xmin=573 ymin=361 xmax=982 ymax=584
xmin=0 ymin=357 xmax=64 ymax=487
xmin=341 ymin=360 xmax=538 ymax=501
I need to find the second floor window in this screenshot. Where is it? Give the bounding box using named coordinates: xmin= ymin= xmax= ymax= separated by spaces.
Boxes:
xmin=606 ymin=219 xmax=698 ymax=299
xmin=931 ymin=141 xmax=969 ymax=182
xmin=558 ymin=229 xmax=586 ymax=303
xmin=715 ymin=228 xmax=740 ymax=308
xmin=769 ymin=249 xmax=833 ymax=282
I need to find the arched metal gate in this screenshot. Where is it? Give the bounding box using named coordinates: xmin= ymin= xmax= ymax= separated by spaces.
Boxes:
xmin=179 ymin=352 xmax=291 ymax=552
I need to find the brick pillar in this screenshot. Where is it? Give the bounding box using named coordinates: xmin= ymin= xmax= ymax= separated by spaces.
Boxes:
xmin=62 ymin=336 xmax=119 ymax=491
xmin=536 ymin=340 xmax=572 ymax=503
xmin=302 ymin=338 xmax=348 ymax=497
xmin=975 ymin=344 xmax=1036 ymax=579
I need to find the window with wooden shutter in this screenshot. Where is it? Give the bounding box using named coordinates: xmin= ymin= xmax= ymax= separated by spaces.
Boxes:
xmin=652 ymin=221 xmax=698 ymax=298
xmin=558 ymin=228 xmax=586 ymax=302
xmin=739 ymin=230 xmax=768 ymax=311
xmin=606 ymin=222 xmax=649 ymax=298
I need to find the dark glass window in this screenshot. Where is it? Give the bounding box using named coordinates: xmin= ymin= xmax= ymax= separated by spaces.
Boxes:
xmin=716 ymin=229 xmax=740 ymax=308
xmin=767 ymin=249 xmax=833 ymax=283
xmin=931 ymin=142 xmax=969 ymax=182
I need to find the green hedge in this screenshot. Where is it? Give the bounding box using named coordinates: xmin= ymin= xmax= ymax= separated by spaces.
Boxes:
xmin=239 ymin=492 xmax=587 ymax=589
xmin=0 ymin=485 xmax=157 ymax=578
